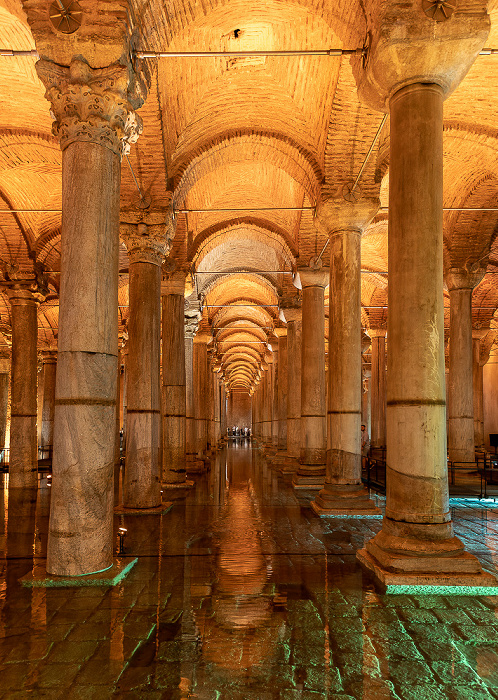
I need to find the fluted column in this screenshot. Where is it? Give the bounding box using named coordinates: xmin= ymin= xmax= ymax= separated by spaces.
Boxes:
xmin=121 ymin=221 xmax=170 ymax=508
xmin=36 ymin=56 xmax=144 ymax=576
xmin=446 ymin=269 xmax=484 ymax=464
xmin=370 ymin=329 xmax=387 ymax=450
xmin=40 ymin=350 xmax=57 ymax=457
xmin=293 ymin=267 xmax=328 ymax=487
xmin=313 ymin=220 xmax=380 ymax=516
xmin=161 ymin=272 xmax=188 ymax=485
xmin=7 ymin=287 xmax=39 ymax=489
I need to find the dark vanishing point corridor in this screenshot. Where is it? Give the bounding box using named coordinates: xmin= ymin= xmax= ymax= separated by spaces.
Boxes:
xmin=1 ymin=443 xmax=498 ymax=698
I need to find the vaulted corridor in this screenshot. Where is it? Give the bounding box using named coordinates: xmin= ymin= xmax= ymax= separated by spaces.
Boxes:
xmin=1 ymin=443 xmax=498 ymax=698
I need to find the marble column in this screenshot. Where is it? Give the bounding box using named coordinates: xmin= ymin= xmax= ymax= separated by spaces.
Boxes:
xmin=284 ymin=308 xmax=302 ymax=468
xmin=185 ymin=304 xmax=203 ymax=471
xmin=293 ymin=267 xmax=328 ymax=487
xmin=193 ymin=333 xmax=211 ymax=461
xmin=161 ymin=273 xmax=188 ymax=485
xmin=357 ymin=82 xmax=495 ymax=587
xmin=40 ymin=351 xmax=57 ymax=457
xmin=313 ymin=224 xmax=380 ymax=516
xmin=36 ymin=57 xmax=144 ymax=576
xmin=484 ymin=347 xmax=498 ymax=450
xmin=270 ymin=340 xmax=279 ymax=448
xmin=121 ymin=223 xmax=167 ymax=508
xmin=220 ymin=381 xmax=227 ymax=439
xmin=261 ymin=354 xmax=273 ymax=447
xmin=121 ymin=345 xmax=128 ymax=449
xmin=361 ymin=372 xmax=371 ymax=439
xmin=7 ymin=287 xmax=39 ymax=489
xmin=473 ymin=330 xmax=488 ymax=450
xmin=0 ymin=357 xmax=9 ymax=455
xmin=276 ymin=328 xmax=288 ymax=452
xmin=370 ymin=329 xmax=387 ymax=450
xmin=446 ymin=269 xmax=484 ymax=464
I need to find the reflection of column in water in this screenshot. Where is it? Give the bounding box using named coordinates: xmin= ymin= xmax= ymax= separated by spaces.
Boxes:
xmin=7 ymin=487 xmax=37 ymax=560
xmin=197 ymin=476 xmax=276 ymax=678
xmin=110 ymin=586 xmax=125 ymax=666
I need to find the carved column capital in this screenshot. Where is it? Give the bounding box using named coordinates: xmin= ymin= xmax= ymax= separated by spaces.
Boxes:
xmin=41 ymin=350 xmax=58 ymax=364
xmin=36 ymin=57 xmax=144 ymax=156
xmin=445 ymin=267 xmax=486 ymax=292
xmin=161 ymin=271 xmax=186 ymax=296
xmin=298 ymin=267 xmax=329 ymax=289
xmin=121 ymin=223 xmax=171 ymax=266
xmin=314 ymin=196 xmax=379 ymax=236
xmin=369 ymin=327 xmax=387 ymax=339
xmin=6 ymin=287 xmax=41 ymax=307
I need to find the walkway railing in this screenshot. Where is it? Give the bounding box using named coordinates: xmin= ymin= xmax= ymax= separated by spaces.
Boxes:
xmin=362 ymin=452 xmax=498 ymax=500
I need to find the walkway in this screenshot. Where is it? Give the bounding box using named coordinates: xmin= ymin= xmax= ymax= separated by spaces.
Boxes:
xmin=0 ymin=444 xmax=498 ymax=698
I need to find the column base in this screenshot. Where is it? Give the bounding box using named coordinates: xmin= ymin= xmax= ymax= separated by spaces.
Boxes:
xmin=269 ymin=451 xmax=288 ymax=467
xmin=115 ymin=502 xmax=173 ymax=515
xmin=357 ymin=517 xmax=498 ymax=594
xmin=186 ymin=461 xmax=208 ymax=474
xmin=311 ymin=484 xmax=382 ymax=518
xmin=162 ymin=479 xmax=195 ymax=490
xmin=279 ymin=456 xmax=300 ymax=474
xmin=20 ymin=557 xmax=138 ymax=588
xmin=292 ymin=474 xmax=325 ymax=490
xmin=357 ymin=547 xmax=498 ymax=594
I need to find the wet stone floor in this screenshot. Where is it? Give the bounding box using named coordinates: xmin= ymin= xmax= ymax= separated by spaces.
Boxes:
xmin=1 ymin=445 xmax=498 ymax=699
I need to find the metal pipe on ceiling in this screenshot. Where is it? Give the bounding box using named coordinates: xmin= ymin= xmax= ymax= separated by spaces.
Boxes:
xmin=136 ymin=49 xmax=363 ymax=58
xmin=176 ymin=207 xmax=314 ymax=213
xmin=1 ymin=48 xmax=497 ymax=58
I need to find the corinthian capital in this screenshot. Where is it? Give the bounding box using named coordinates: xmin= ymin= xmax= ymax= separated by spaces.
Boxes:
xmin=36 ymin=57 xmax=144 ymax=156
xmin=121 ymin=208 xmax=176 ymax=265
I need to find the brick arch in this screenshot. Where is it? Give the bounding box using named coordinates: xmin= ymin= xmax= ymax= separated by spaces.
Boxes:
xmin=444 ymin=172 xmax=498 ymax=271
xmin=173 ymin=132 xmax=322 ymax=206
xmin=203 ymin=274 xmax=279 ymax=311
xmin=135 ymin=0 xmax=364 ymax=72
xmin=191 ymin=218 xmax=296 ymax=266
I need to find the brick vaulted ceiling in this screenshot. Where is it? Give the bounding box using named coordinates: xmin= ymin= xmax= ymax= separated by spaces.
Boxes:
xmin=0 ymin=0 xmax=497 ymax=391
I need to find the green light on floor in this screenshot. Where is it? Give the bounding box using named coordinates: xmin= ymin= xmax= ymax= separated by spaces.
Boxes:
xmin=385 ymin=583 xmax=498 ymax=596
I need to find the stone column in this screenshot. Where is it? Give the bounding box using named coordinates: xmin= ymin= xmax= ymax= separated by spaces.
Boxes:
xmin=473 ymin=330 xmax=488 ymax=450
xmin=261 ymin=353 xmax=273 ymax=447
xmin=357 ymin=81 xmax=494 ymax=588
xmin=313 ymin=216 xmax=380 ymax=516
xmin=293 ymin=267 xmax=328 ymax=487
xmin=220 ymin=374 xmax=228 ymax=440
xmin=121 ymin=221 xmax=169 ymax=509
xmin=193 ymin=333 xmax=211 ymax=461
xmin=36 ymin=57 xmax=144 ymax=575
xmin=484 ymin=344 xmax=498 ymax=450
xmin=370 ymin=329 xmax=387 ymax=450
xmin=161 ymin=273 xmax=188 ymax=485
xmin=361 ymin=371 xmax=371 ymax=439
xmin=284 ymin=308 xmax=302 ymax=469
xmin=40 ymin=351 xmax=57 ymax=457
xmin=185 ymin=303 xmax=203 ymax=470
xmin=0 ymin=357 xmax=9 ymax=454
xmin=7 ymin=287 xmax=39 ymax=489
xmin=276 ymin=328 xmax=288 ymax=452
xmin=446 ymin=269 xmax=484 ymax=464
xmin=269 ymin=340 xmax=279 ymax=448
